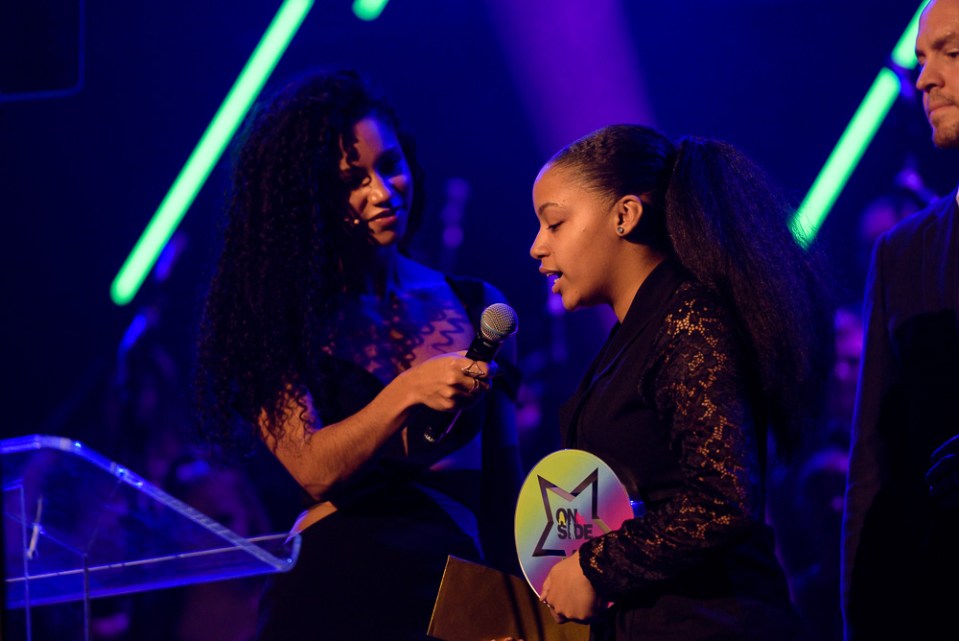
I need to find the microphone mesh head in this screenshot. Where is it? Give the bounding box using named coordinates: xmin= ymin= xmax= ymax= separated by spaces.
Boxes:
xmin=479 ymin=303 xmax=518 ymax=341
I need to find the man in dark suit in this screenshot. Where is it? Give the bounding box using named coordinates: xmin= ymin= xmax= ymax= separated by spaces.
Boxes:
xmin=841 ymin=1 xmax=959 ymax=639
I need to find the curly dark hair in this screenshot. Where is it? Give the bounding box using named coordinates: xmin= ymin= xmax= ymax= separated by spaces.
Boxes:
xmin=549 ymin=124 xmax=834 ymax=458
xmin=195 ymin=69 xmax=425 ymax=453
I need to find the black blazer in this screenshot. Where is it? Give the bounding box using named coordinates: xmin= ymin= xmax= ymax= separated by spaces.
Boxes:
xmin=842 ymin=192 xmax=959 ymax=640
xmin=561 ymin=261 xmax=798 ymax=641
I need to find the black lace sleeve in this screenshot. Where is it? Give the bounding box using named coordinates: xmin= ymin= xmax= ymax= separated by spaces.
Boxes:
xmin=578 ymin=286 xmax=766 ymax=599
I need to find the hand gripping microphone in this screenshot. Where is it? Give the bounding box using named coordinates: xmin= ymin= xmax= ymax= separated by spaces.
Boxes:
xmin=419 ymin=303 xmax=518 ymax=444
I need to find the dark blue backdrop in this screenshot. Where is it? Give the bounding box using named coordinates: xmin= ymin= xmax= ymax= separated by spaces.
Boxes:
xmin=2 ymin=0 xmax=951 ymax=446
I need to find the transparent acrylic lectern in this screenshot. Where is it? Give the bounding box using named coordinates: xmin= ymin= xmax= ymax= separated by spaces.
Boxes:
xmin=2 ymin=434 xmax=301 ymax=640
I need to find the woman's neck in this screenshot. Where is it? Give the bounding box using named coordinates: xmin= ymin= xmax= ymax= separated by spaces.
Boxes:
xmin=610 ymin=248 xmax=668 ymax=322
xmin=345 ymin=246 xmax=405 ymax=298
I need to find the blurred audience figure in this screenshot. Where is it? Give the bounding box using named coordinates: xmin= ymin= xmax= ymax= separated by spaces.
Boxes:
xmin=786 ymin=447 xmax=849 ymax=641
xmin=103 ymin=454 xmax=274 ymax=641
xmin=853 ymin=162 xmax=935 ymax=295
xmin=768 ymin=306 xmax=863 ymax=641
xmin=825 ymin=306 xmax=864 ymax=443
xmin=102 ymin=302 xmax=196 ymax=487
xmin=124 ymin=458 xmax=273 ymax=641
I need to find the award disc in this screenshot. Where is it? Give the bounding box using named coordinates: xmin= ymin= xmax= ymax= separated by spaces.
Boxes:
xmin=514 ymin=449 xmax=635 ymax=598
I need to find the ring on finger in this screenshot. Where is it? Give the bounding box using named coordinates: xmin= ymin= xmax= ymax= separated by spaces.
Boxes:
xmin=461 ymin=360 xmax=482 ymax=377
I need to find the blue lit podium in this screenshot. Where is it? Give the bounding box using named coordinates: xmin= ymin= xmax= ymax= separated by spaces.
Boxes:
xmin=2 ymin=434 xmax=300 ymax=640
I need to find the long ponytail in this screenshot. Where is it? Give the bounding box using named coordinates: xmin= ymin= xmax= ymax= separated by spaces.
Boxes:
xmin=664 ymin=137 xmax=833 ymax=457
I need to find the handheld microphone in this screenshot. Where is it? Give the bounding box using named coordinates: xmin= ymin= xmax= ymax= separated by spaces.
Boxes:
xmin=419 ymin=303 xmax=518 ymax=444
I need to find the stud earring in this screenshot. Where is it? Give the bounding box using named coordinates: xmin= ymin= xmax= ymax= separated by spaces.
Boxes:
xmin=617 ymin=226 xmax=625 ymax=235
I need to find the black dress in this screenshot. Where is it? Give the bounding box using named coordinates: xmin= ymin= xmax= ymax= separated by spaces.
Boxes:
xmin=563 ymin=260 xmax=803 ymax=641
xmin=256 ymin=276 xmax=520 ymax=641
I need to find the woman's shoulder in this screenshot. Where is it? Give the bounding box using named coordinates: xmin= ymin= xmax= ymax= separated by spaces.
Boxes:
xmin=398 ymin=255 xmax=447 ymax=287
xmin=646 ymin=279 xmax=749 ymax=396
xmin=659 ymin=279 xmax=738 ymax=346
xmin=398 ymin=258 xmax=500 ymax=299
xmin=443 ymin=273 xmax=509 ymax=309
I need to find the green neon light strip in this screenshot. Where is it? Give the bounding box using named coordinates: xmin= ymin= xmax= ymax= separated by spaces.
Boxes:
xmin=111 ymin=0 xmax=314 ymax=306
xmin=353 ymin=0 xmax=390 ymax=21
xmin=892 ymin=0 xmax=929 ymax=69
xmin=791 ymin=69 xmax=900 ymax=246
xmin=790 ymin=1 xmax=927 ymax=247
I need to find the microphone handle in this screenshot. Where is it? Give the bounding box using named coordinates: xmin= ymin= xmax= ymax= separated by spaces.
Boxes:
xmin=418 ymin=406 xmax=464 ymax=445
xmin=464 ymin=335 xmax=500 ymax=362
xmin=419 ymin=335 xmax=503 ymax=444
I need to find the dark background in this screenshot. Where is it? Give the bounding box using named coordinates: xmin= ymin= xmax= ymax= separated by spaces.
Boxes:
xmin=3 ymin=0 xmax=951 ymax=445
xmin=2 ymin=1 xmax=953 ymax=638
